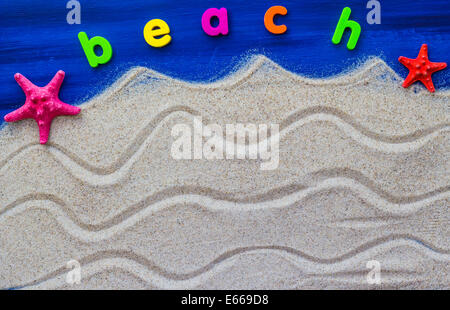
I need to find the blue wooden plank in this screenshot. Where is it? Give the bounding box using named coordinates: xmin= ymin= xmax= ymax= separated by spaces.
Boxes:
xmin=0 ymin=0 xmax=449 ymax=123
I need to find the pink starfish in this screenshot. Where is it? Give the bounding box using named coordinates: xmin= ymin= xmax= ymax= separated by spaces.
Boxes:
xmin=4 ymin=71 xmax=81 ymax=144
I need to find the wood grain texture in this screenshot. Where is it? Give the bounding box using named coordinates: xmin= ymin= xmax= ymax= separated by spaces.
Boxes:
xmin=0 ymin=0 xmax=449 ymax=121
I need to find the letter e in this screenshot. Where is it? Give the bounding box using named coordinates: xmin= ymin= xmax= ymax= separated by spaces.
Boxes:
xmin=143 ymin=19 xmax=172 ymax=48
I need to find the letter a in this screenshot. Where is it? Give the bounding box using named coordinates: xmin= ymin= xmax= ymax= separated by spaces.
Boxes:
xmin=201 ymin=8 xmax=229 ymax=36
xmin=332 ymin=7 xmax=361 ymax=50
xmin=366 ymin=0 xmax=381 ymax=25
xmin=66 ymin=0 xmax=81 ymax=24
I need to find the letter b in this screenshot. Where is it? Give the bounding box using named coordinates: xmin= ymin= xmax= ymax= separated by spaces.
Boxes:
xmin=332 ymin=7 xmax=361 ymax=50
xmin=78 ymin=32 xmax=113 ymax=68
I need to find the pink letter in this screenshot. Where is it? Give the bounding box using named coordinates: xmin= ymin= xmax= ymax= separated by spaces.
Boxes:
xmin=201 ymin=8 xmax=229 ymax=36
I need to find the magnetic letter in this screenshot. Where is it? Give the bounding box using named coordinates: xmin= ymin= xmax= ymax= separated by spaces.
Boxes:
xmin=264 ymin=6 xmax=287 ymax=34
xmin=332 ymin=7 xmax=361 ymax=50
xmin=366 ymin=0 xmax=381 ymax=24
xmin=143 ymin=19 xmax=172 ymax=48
xmin=66 ymin=0 xmax=81 ymax=24
xmin=201 ymin=8 xmax=229 ymax=36
xmin=78 ymin=32 xmax=113 ymax=68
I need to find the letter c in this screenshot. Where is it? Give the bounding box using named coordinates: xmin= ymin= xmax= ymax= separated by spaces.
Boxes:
xmin=264 ymin=6 xmax=287 ymax=34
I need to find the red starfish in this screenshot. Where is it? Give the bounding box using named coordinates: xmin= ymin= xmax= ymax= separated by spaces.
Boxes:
xmin=398 ymin=44 xmax=447 ymax=93
xmin=4 ymin=71 xmax=81 ymax=144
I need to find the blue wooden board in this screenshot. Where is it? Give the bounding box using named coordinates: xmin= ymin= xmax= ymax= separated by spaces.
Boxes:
xmin=0 ymin=0 xmax=449 ymax=123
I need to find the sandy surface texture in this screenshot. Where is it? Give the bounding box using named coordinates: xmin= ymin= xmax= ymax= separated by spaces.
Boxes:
xmin=0 ymin=56 xmax=448 ymax=289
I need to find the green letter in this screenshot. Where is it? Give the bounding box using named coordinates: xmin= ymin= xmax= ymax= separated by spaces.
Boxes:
xmin=78 ymin=32 xmax=113 ymax=68
xmin=332 ymin=7 xmax=361 ymax=50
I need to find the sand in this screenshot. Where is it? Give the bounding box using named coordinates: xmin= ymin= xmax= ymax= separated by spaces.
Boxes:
xmin=0 ymin=55 xmax=448 ymax=289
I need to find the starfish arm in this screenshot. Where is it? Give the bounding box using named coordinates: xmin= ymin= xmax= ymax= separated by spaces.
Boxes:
xmin=402 ymin=72 xmax=417 ymax=88
xmin=14 ymin=73 xmax=36 ymax=94
xmin=421 ymin=78 xmax=436 ymax=93
xmin=4 ymin=105 xmax=32 ymax=122
xmin=419 ymin=44 xmax=429 ymax=58
xmin=398 ymin=56 xmax=414 ymax=68
xmin=36 ymin=119 xmax=51 ymax=144
xmin=55 ymin=101 xmax=81 ymax=116
xmin=47 ymin=70 xmax=65 ymax=92
xmin=430 ymin=62 xmax=447 ymax=72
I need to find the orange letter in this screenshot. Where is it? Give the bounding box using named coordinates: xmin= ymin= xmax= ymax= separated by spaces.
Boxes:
xmin=264 ymin=6 xmax=287 ymax=34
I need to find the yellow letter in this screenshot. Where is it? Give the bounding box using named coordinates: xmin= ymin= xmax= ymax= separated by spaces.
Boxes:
xmin=143 ymin=19 xmax=171 ymax=48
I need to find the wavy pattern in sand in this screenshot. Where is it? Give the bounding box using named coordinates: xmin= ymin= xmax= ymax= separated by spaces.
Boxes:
xmin=90 ymin=55 xmax=450 ymax=94
xmin=1 ymin=178 xmax=448 ymax=242
xmin=22 ymin=239 xmax=449 ymax=289
xmin=1 ymin=108 xmax=448 ymax=186
xmin=1 ymin=56 xmax=449 ymax=165
xmin=0 ymin=55 xmax=448 ymax=289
